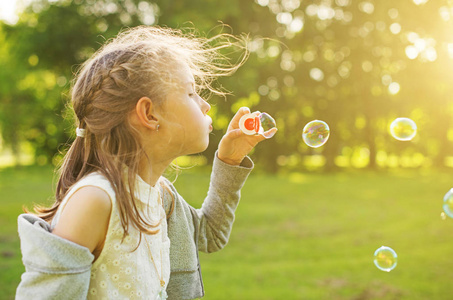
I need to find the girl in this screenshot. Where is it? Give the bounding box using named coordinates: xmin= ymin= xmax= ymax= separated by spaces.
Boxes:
xmin=16 ymin=26 xmax=277 ymax=299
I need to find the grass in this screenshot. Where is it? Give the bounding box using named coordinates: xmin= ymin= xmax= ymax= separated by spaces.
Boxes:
xmin=0 ymin=165 xmax=56 ymax=300
xmin=1 ymin=165 xmax=453 ymax=299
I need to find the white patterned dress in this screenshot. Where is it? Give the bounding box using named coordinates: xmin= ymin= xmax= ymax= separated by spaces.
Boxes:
xmin=51 ymin=172 xmax=170 ymax=300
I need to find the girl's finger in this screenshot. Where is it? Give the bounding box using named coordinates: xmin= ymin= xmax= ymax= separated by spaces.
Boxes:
xmin=224 ymin=128 xmax=243 ymax=140
xmin=262 ymin=127 xmax=278 ymax=139
xmin=228 ymin=107 xmax=251 ymax=130
xmin=248 ymin=128 xmax=278 ymax=144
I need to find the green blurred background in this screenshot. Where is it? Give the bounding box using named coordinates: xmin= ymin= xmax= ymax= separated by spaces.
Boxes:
xmin=1 ymin=0 xmax=453 ymax=299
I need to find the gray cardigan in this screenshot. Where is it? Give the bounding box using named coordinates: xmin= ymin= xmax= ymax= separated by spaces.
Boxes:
xmin=16 ymin=154 xmax=253 ymax=300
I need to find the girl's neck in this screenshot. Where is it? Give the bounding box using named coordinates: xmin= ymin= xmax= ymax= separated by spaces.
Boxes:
xmin=137 ymin=157 xmax=173 ymax=187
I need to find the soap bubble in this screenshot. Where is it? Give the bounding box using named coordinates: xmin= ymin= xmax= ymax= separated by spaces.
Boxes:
xmin=302 ymin=120 xmax=330 ymax=148
xmin=441 ymin=212 xmax=447 ymax=220
xmin=442 ymin=188 xmax=453 ymax=218
xmin=374 ymin=246 xmax=397 ymax=272
xmin=259 ymin=113 xmax=277 ymax=132
xmin=390 ymin=118 xmax=417 ymax=141
xmin=239 ymin=112 xmax=276 ymax=137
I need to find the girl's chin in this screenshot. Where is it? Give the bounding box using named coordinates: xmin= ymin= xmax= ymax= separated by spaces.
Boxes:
xmin=198 ymin=141 xmax=210 ymax=153
xmin=185 ymin=140 xmax=210 ymax=156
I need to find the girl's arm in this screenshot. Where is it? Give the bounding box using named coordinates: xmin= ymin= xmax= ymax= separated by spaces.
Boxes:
xmin=193 ymin=152 xmax=253 ymax=252
xmin=193 ymin=106 xmax=275 ymax=251
xmin=162 ymin=107 xmax=274 ymax=253
xmin=160 ymin=154 xmax=252 ymax=300
xmin=52 ymin=186 xmax=112 ymax=259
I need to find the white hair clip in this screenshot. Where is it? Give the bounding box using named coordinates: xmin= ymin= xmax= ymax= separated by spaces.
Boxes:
xmin=76 ymin=128 xmax=86 ymax=138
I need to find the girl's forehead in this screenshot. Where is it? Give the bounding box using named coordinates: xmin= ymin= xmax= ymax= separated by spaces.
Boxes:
xmin=176 ymin=62 xmax=195 ymax=83
xmin=167 ymin=63 xmax=195 ymax=91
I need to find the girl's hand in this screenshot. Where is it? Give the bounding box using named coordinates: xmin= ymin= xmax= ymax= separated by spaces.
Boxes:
xmin=217 ymin=107 xmax=278 ymax=165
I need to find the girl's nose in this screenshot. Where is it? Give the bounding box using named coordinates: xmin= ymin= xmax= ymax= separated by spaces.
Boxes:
xmin=201 ymin=98 xmax=211 ymax=115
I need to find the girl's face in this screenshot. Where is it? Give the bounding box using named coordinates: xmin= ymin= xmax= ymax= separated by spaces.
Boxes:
xmin=160 ymin=63 xmax=212 ymax=156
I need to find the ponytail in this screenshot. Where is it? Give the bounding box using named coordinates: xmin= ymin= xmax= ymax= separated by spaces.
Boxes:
xmin=26 ymin=134 xmax=94 ymax=221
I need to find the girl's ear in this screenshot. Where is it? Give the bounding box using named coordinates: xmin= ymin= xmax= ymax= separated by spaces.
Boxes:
xmin=135 ymin=97 xmax=159 ymax=131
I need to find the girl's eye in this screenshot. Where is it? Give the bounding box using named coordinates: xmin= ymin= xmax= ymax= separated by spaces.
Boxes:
xmin=189 ymin=93 xmax=195 ymax=98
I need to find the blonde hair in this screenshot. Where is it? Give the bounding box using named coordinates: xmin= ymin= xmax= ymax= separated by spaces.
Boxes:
xmin=31 ymin=25 xmax=248 ymax=237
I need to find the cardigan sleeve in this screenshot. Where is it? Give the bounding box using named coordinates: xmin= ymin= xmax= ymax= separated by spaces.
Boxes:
xmin=155 ymin=153 xmax=254 ymax=299
xmin=161 ymin=153 xmax=253 ymax=253
xmin=16 ymin=214 xmax=94 ymax=300
xmin=193 ymin=152 xmax=254 ymax=253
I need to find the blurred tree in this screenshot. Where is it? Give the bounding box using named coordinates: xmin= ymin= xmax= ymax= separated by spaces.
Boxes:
xmin=1 ymin=0 xmax=155 ymax=164
xmin=239 ymin=0 xmax=453 ymax=171
xmin=1 ymin=0 xmax=453 ymax=172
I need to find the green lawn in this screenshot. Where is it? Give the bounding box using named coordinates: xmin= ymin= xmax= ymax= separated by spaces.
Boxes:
xmin=2 ymin=165 xmax=453 ymax=299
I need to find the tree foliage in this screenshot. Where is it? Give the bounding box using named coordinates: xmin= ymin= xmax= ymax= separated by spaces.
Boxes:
xmin=1 ymin=0 xmax=453 ymax=171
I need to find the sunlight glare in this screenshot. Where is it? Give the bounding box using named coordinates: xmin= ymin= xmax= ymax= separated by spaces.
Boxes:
xmin=388 ymin=8 xmax=399 ymax=19
xmin=414 ymin=39 xmax=427 ymax=51
xmin=289 ymin=17 xmax=304 ymax=32
xmin=389 ymin=23 xmax=401 ymax=34
xmin=413 ymin=0 xmax=429 ymax=5
xmin=0 ymin=0 xmax=19 ymax=24
xmin=447 ymin=43 xmax=453 ymax=58
xmin=359 ymin=1 xmax=375 ymax=14
xmin=424 ymin=47 xmax=437 ymax=62
xmin=405 ymin=46 xmax=419 ymax=59
xmin=256 ymin=0 xmax=269 ymax=7
xmin=388 ymin=82 xmax=400 ymax=95
xmin=407 ymin=32 xmax=420 ymax=43
xmin=439 ymin=6 xmax=451 ymax=21
xmin=277 ymin=12 xmax=292 ymax=25
xmin=310 ymin=68 xmax=324 ymax=81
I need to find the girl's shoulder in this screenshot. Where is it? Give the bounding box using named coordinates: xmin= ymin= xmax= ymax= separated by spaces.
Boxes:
xmin=71 ymin=171 xmax=117 ymax=201
xmin=51 ymin=172 xmax=114 ymax=256
xmin=157 ymin=176 xmax=179 ymax=218
xmin=158 ymin=176 xmax=175 ymax=191
xmin=51 ymin=172 xmax=116 ymax=229
xmin=52 ymin=184 xmax=112 ymax=253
